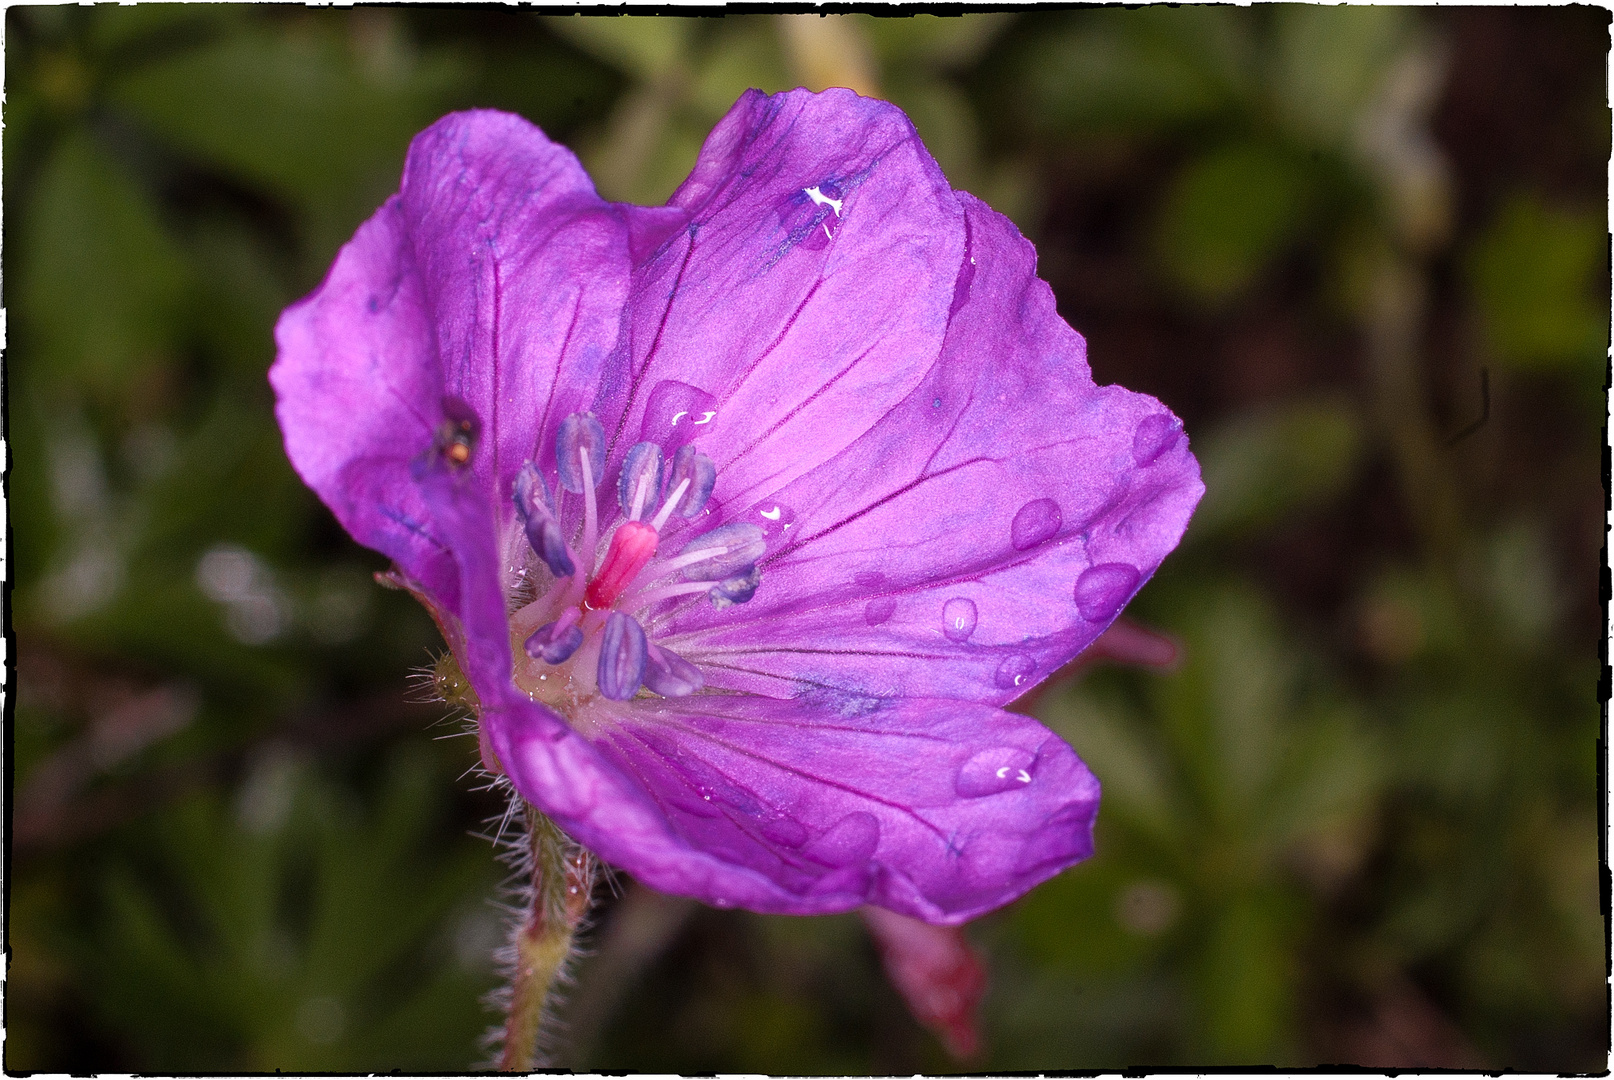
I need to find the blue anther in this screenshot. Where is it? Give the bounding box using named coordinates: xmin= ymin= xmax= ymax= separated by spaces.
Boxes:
xmin=513 ymin=462 xmax=575 ymax=577
xmin=709 ymin=564 xmax=761 ymax=609
xmin=555 ymin=412 xmax=606 ymax=494
xmin=597 ymin=612 xmax=648 ymax=701
xmin=617 ymin=441 xmax=665 ymax=520
xmin=524 ymin=617 xmax=584 ymax=665
xmin=643 ymin=644 xmax=704 ymax=697
xmin=665 ymin=445 xmax=716 ymax=518
xmin=678 ymin=523 xmax=765 ymax=581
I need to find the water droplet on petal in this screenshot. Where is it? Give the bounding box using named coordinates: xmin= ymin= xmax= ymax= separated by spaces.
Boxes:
xmin=749 ymin=500 xmax=798 ymax=541
xmin=804 ymin=811 xmax=880 ymax=867
xmin=641 ymin=380 xmax=717 ymax=453
xmin=1010 ymin=498 xmax=1062 ymax=551
xmin=955 ymin=747 xmax=1037 ymax=798
xmin=942 ymin=597 xmax=978 ymax=642
xmin=994 ymin=653 xmax=1037 ymax=690
xmin=864 ymin=597 xmax=896 ymax=626
xmin=1132 ymin=413 xmax=1183 ymax=466
xmin=1074 ymin=563 xmax=1141 ymax=622
xmin=760 ymin=815 xmax=809 ymax=849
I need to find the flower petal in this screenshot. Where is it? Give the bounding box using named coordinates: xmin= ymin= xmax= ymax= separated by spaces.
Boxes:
xmin=272 ymin=110 xmax=633 ymax=599
xmin=649 ymin=194 xmax=1204 ymax=706
xmin=601 ymin=88 xmax=967 ymax=509
xmin=410 ymin=411 xmax=1092 ymax=925
xmin=497 ymin=690 xmax=1099 ymax=924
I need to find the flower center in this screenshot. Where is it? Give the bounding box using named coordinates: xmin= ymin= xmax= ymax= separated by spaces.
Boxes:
xmin=505 ymin=413 xmax=763 ymax=710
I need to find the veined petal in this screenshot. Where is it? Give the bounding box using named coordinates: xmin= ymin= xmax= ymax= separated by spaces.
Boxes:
xmin=650 ymin=195 xmax=1203 ymax=706
xmin=602 ymin=89 xmax=966 ymax=511
xmin=503 ymin=691 xmax=1100 ymax=924
xmin=271 ymin=110 xmax=633 ymax=602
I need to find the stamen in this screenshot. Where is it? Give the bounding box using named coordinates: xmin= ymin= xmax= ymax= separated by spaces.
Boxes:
xmin=643 ymin=643 xmax=703 ymax=697
xmin=513 ymin=462 xmax=575 ymax=578
xmin=663 ymin=445 xmax=716 ymax=520
xmin=618 ymin=442 xmax=664 ymax=522
xmin=584 ymin=520 xmax=659 ymax=610
xmin=649 ymin=478 xmax=691 ymax=532
xmin=525 ymin=608 xmax=585 ymax=664
xmin=579 ymin=446 xmax=599 ymax=577
xmin=622 ymin=579 xmax=717 ymax=611
xmin=556 ymin=412 xmax=605 ymax=494
xmin=597 ymin=612 xmax=648 ymax=700
xmin=677 ymin=523 xmax=765 ymax=581
xmin=639 ymin=540 xmax=741 ymax=582
xmin=708 ymin=565 xmax=762 ymax=609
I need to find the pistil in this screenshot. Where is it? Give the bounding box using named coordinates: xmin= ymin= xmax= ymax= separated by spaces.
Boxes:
xmin=584 ymin=520 xmax=659 ymax=610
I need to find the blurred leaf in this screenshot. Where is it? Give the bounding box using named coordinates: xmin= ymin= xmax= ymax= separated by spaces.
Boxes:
xmin=89 ymin=749 xmax=498 ymax=1072
xmin=87 ymin=4 xmax=241 ymax=57
xmin=690 ymin=18 xmax=791 ymax=119
xmin=1476 ymin=519 xmax=1567 ymax=648
xmin=18 ymin=130 xmax=192 ymax=391
xmin=1188 ymin=397 xmax=1365 ymax=540
xmin=1263 ymin=706 xmax=1380 ymax=851
xmin=1012 ymin=857 xmax=1176 ymax=979
xmin=1155 ymin=142 xmax=1314 ymax=304
xmin=1197 ymin=888 xmax=1298 ymax=1061
xmin=1158 ymin=585 xmax=1287 ymax=830
xmin=1038 ymin=693 xmax=1181 ymax=846
xmin=545 ymin=13 xmax=693 ymax=82
xmin=885 ymin=76 xmax=981 ymax=192
xmin=861 ymin=14 xmax=1015 ymax=71
xmin=1270 ymin=5 xmax=1414 ymax=149
xmin=185 ymin=217 xmax=294 ymax=375
xmin=108 ymin=24 xmax=467 ymax=223
xmin=1467 ymin=196 xmax=1607 ymax=374
xmin=1022 ymin=8 xmax=1250 ymax=134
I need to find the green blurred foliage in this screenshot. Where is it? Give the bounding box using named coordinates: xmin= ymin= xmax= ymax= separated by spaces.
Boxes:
xmin=89 ymin=747 xmax=499 ymax=1071
xmin=1468 ymin=196 xmax=1608 ymax=376
xmin=7 ymin=6 xmax=1606 ymax=1074
xmin=1189 ymin=397 xmax=1367 ymax=541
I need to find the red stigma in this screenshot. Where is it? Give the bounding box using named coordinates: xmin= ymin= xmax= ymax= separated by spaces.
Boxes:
xmin=585 ymin=521 xmax=659 ymax=610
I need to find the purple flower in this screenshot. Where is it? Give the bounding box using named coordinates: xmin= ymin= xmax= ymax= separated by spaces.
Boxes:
xmin=271 ymin=89 xmax=1202 ymax=924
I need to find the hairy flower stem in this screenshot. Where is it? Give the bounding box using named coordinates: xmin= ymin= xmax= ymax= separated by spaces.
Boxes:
xmin=498 ymin=803 xmax=597 ymax=1072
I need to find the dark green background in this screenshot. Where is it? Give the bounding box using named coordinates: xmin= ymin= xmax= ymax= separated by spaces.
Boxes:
xmin=7 ymin=7 xmax=1607 ymax=1071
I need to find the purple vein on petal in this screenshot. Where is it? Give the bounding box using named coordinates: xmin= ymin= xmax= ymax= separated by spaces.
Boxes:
xmin=686 ymin=645 xmax=959 ymax=662
xmin=764 ymin=454 xmax=1000 ymax=566
xmin=649 ymin=706 xmax=961 ymax=744
xmin=611 ymin=227 xmax=699 ymax=454
xmin=599 ymin=722 xmax=827 ymax=873
xmin=711 ymin=276 xmax=825 ymax=414
xmin=379 ymin=506 xmax=453 ymax=553
xmin=670 ymin=660 xmax=830 ymax=693
xmin=917 ymin=384 xmax=976 ymax=478
xmin=490 ymin=243 xmax=503 ymax=490
xmin=534 ymin=289 xmax=586 ymax=478
xmin=653 ymin=713 xmax=957 ymax=847
xmin=720 ymin=338 xmax=879 ymax=474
